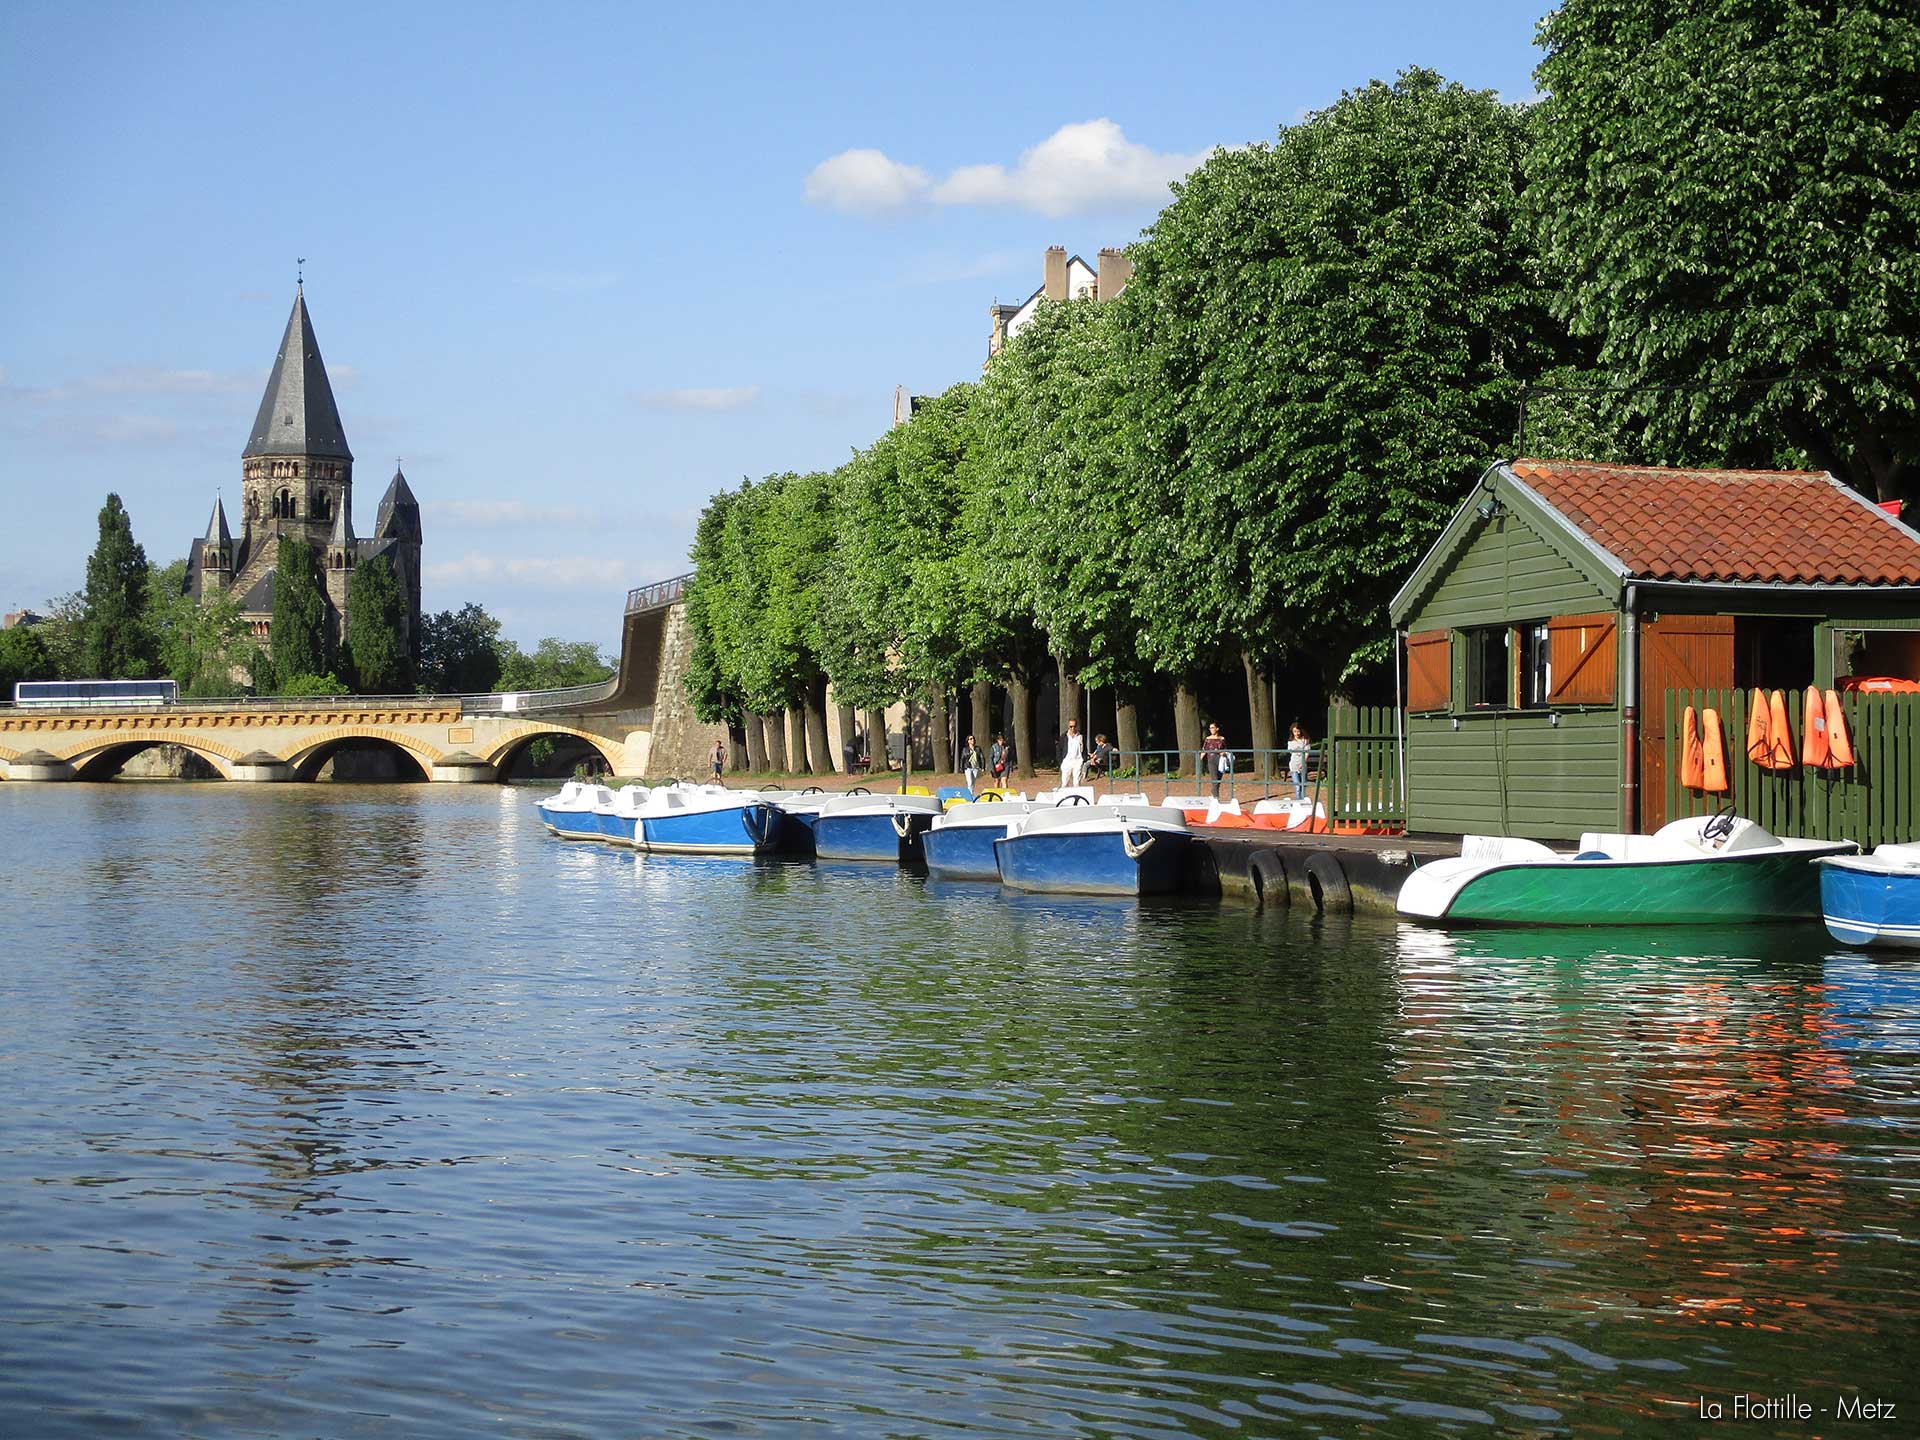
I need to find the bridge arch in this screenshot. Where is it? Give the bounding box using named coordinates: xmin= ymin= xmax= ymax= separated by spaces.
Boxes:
xmin=481 ymin=724 xmax=623 ymax=780
xmin=282 ymin=727 xmax=444 ymax=782
xmin=34 ymin=732 xmax=242 ymax=780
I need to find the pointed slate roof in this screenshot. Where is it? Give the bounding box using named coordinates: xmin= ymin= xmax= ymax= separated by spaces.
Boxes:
xmin=328 ymin=495 xmax=354 ymax=550
xmin=204 ymin=495 xmax=231 ymax=549
xmin=244 ymin=287 xmax=353 ymax=460
xmin=376 ymin=465 xmax=421 ymax=541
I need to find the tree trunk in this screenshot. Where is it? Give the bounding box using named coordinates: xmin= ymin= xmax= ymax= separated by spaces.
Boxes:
xmin=927 ymin=685 xmax=951 ymax=776
xmin=1115 ymin=698 xmax=1142 ymax=767
xmin=1057 ymin=656 xmax=1084 ymax=743
xmin=970 ymin=680 xmax=992 ymax=753
xmin=1008 ymin=672 xmax=1036 ymax=779
xmin=1244 ymin=650 xmax=1276 ymax=780
xmin=787 ymin=708 xmax=808 ymax=775
xmin=763 ymin=710 xmax=789 ymax=773
xmin=728 ymin=723 xmax=748 ymax=773
xmin=866 ymin=707 xmax=889 ymax=770
xmin=1174 ymin=681 xmax=1203 ymax=778
xmin=805 ymin=677 xmax=832 ymax=777
xmin=743 ymin=712 xmax=767 ymax=774
xmin=836 ymin=702 xmax=857 ymax=771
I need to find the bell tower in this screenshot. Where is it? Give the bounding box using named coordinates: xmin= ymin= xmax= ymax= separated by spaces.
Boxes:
xmin=240 ymin=285 xmax=353 ymax=548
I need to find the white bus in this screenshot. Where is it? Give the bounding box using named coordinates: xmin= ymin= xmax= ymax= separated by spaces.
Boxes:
xmin=11 ymin=679 xmax=179 ymax=708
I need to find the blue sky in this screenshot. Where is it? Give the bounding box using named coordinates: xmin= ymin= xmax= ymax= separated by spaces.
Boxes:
xmin=0 ymin=1 xmax=1549 ymax=651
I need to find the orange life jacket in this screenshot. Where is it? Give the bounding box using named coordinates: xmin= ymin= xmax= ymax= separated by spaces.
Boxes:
xmin=1825 ymin=689 xmax=1856 ymax=768
xmin=1801 ymin=685 xmax=1830 ymax=768
xmin=1767 ymin=689 xmax=1795 ymax=770
xmin=1746 ymin=689 xmax=1771 ymax=765
xmin=1680 ymin=705 xmax=1705 ymax=790
xmin=1701 ymin=708 xmax=1729 ymax=792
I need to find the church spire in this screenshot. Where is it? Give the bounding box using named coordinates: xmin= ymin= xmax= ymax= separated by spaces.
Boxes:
xmin=204 ymin=495 xmax=232 ymax=548
xmin=244 ymin=288 xmax=352 ymax=461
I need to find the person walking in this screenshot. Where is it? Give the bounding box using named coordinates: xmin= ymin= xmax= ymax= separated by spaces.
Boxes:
xmin=1288 ymin=722 xmax=1311 ymax=801
xmin=710 ymin=737 xmax=726 ymax=782
xmin=1201 ymin=722 xmax=1228 ymax=799
xmin=1059 ymin=719 xmax=1086 ymax=788
xmin=962 ymin=734 xmax=983 ymax=793
xmin=989 ymin=733 xmax=1009 ymax=785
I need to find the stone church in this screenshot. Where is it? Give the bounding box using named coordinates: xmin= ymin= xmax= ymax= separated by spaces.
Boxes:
xmin=187 ymin=287 xmax=423 ymax=663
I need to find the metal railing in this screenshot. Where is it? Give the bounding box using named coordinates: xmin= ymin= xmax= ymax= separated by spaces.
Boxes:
xmin=626 ymin=573 xmax=692 ymax=614
xmin=0 ymin=689 xmax=647 ymax=720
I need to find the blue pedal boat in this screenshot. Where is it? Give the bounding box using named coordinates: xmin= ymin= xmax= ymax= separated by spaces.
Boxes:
xmin=923 ymin=797 xmax=1042 ymax=880
xmin=758 ymin=786 xmax=835 ymax=854
xmin=993 ymin=802 xmax=1192 ymax=896
xmin=1819 ymin=845 xmax=1920 ymax=950
xmin=591 ymin=785 xmax=653 ymax=846
xmin=638 ymin=785 xmax=780 ymax=856
xmin=812 ymin=793 xmax=945 ymax=863
xmin=537 ymin=782 xmax=618 ymax=841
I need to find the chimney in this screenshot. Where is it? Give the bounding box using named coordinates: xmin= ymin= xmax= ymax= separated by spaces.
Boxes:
xmin=1096 ymin=247 xmax=1133 ymax=300
xmin=1043 ymin=245 xmax=1068 ymax=302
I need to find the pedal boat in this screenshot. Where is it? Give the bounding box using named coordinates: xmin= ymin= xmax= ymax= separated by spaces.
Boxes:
xmin=1397 ymin=814 xmax=1855 ymax=926
xmin=635 ymin=783 xmax=779 ymax=856
xmin=537 ymin=782 xmax=617 ymax=841
xmin=810 ymin=792 xmax=945 ymax=863
xmin=1818 ymin=844 xmax=1920 ymax=950
xmin=591 ymin=784 xmax=654 ymax=846
xmin=922 ymin=796 xmax=1044 ymax=880
xmin=993 ymin=799 xmax=1191 ymax=896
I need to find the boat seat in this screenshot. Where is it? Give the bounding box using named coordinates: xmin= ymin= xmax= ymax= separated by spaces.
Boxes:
xmin=1462 ymin=835 xmax=1559 ymax=862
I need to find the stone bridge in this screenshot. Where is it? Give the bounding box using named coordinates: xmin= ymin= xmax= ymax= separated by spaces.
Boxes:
xmin=0 ymin=575 xmax=709 ymax=783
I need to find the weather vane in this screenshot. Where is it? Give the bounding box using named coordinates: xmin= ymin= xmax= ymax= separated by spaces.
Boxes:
xmin=297 ymin=257 xmax=306 ymax=286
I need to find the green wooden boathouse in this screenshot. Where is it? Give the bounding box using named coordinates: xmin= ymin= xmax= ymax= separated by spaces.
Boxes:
xmin=1388 ymin=459 xmax=1920 ymax=840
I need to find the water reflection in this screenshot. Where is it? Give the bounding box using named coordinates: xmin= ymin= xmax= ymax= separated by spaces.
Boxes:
xmin=1 ymin=783 xmax=1915 ymax=1438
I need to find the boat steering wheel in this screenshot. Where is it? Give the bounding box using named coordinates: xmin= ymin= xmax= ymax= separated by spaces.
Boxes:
xmin=1055 ymin=793 xmax=1091 ymax=806
xmin=1702 ymin=804 xmax=1737 ymax=844
xmin=848 ymin=786 xmax=870 ymax=796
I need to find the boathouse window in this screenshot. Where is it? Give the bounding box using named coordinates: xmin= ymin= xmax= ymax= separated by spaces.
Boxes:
xmin=1462 ymin=626 xmax=1511 ymax=709
xmin=1518 ymin=623 xmax=1552 ymax=708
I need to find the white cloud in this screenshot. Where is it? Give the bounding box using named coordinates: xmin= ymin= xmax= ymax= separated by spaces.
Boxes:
xmin=804 ymin=148 xmax=931 ymax=214
xmin=632 ymin=386 xmax=762 ymax=413
xmin=932 ymin=120 xmax=1210 ymax=217
xmin=426 ymin=551 xmax=635 ymax=591
xmin=806 ymin=121 xmax=1211 ymax=220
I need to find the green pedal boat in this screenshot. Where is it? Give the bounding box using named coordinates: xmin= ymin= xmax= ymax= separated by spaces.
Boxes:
xmin=1396 ymin=814 xmax=1855 ymax=927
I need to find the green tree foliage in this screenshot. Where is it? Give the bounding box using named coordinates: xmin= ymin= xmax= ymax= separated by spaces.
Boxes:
xmin=418 ymin=602 xmax=503 ymax=693
xmin=279 ymin=671 xmax=350 ymax=697
xmin=145 ymin=559 xmax=249 ymax=697
xmin=496 ymin=637 xmax=612 ymax=691
xmin=263 ymin=537 xmax=328 ymax=691
xmin=1121 ymin=70 xmax=1566 ymax=679
xmin=344 ymin=556 xmax=412 ymax=694
xmin=971 ymin=298 xmax=1148 ymax=692
xmin=683 ymin=489 xmax=744 ymax=725
xmin=1529 ymin=0 xmax=1920 ymax=501
xmin=79 ymin=493 xmax=155 ymax=678
xmin=0 ymin=624 xmax=53 ymax=690
xmin=27 ymin=593 xmax=86 ymax=680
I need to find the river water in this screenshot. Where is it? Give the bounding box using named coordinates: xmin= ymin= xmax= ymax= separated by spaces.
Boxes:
xmin=1 ymin=783 xmax=1915 ymax=1437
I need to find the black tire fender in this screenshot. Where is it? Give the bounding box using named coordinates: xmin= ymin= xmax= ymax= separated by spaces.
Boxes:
xmin=1304 ymin=851 xmax=1353 ymax=914
xmin=1248 ymin=849 xmax=1288 ymax=908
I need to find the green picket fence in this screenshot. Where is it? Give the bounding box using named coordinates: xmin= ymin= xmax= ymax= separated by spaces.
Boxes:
xmin=1663 ymin=687 xmax=1920 ymax=847
xmin=1324 ymin=704 xmax=1404 ymax=829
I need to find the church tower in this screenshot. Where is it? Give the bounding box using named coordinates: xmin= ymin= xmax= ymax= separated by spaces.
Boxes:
xmin=239 ymin=285 xmax=353 ymax=549
xmin=375 ymin=464 xmax=425 ymax=661
xmin=197 ymin=496 xmax=233 ymax=593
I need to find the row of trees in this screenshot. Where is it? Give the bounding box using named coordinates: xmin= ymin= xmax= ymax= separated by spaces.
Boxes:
xmin=686 ymin=5 xmax=1919 ymax=775
xmin=0 ymin=494 xmax=613 ymax=698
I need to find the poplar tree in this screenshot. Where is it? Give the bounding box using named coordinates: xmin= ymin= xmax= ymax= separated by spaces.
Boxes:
xmin=344 ymin=555 xmax=411 ymax=694
xmin=265 ymin=537 xmax=328 ymax=689
xmin=79 ymin=493 xmax=155 ymax=678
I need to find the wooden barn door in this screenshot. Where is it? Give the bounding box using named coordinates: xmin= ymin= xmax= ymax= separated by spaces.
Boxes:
xmin=1638 ymin=614 xmax=1734 ymax=830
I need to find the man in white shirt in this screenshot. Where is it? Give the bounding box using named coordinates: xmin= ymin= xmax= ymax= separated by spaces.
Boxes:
xmin=1060 ymin=719 xmax=1086 ymax=788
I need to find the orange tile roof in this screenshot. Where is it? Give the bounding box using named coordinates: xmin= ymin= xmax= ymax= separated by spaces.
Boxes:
xmin=1506 ymin=459 xmax=1920 ymax=586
